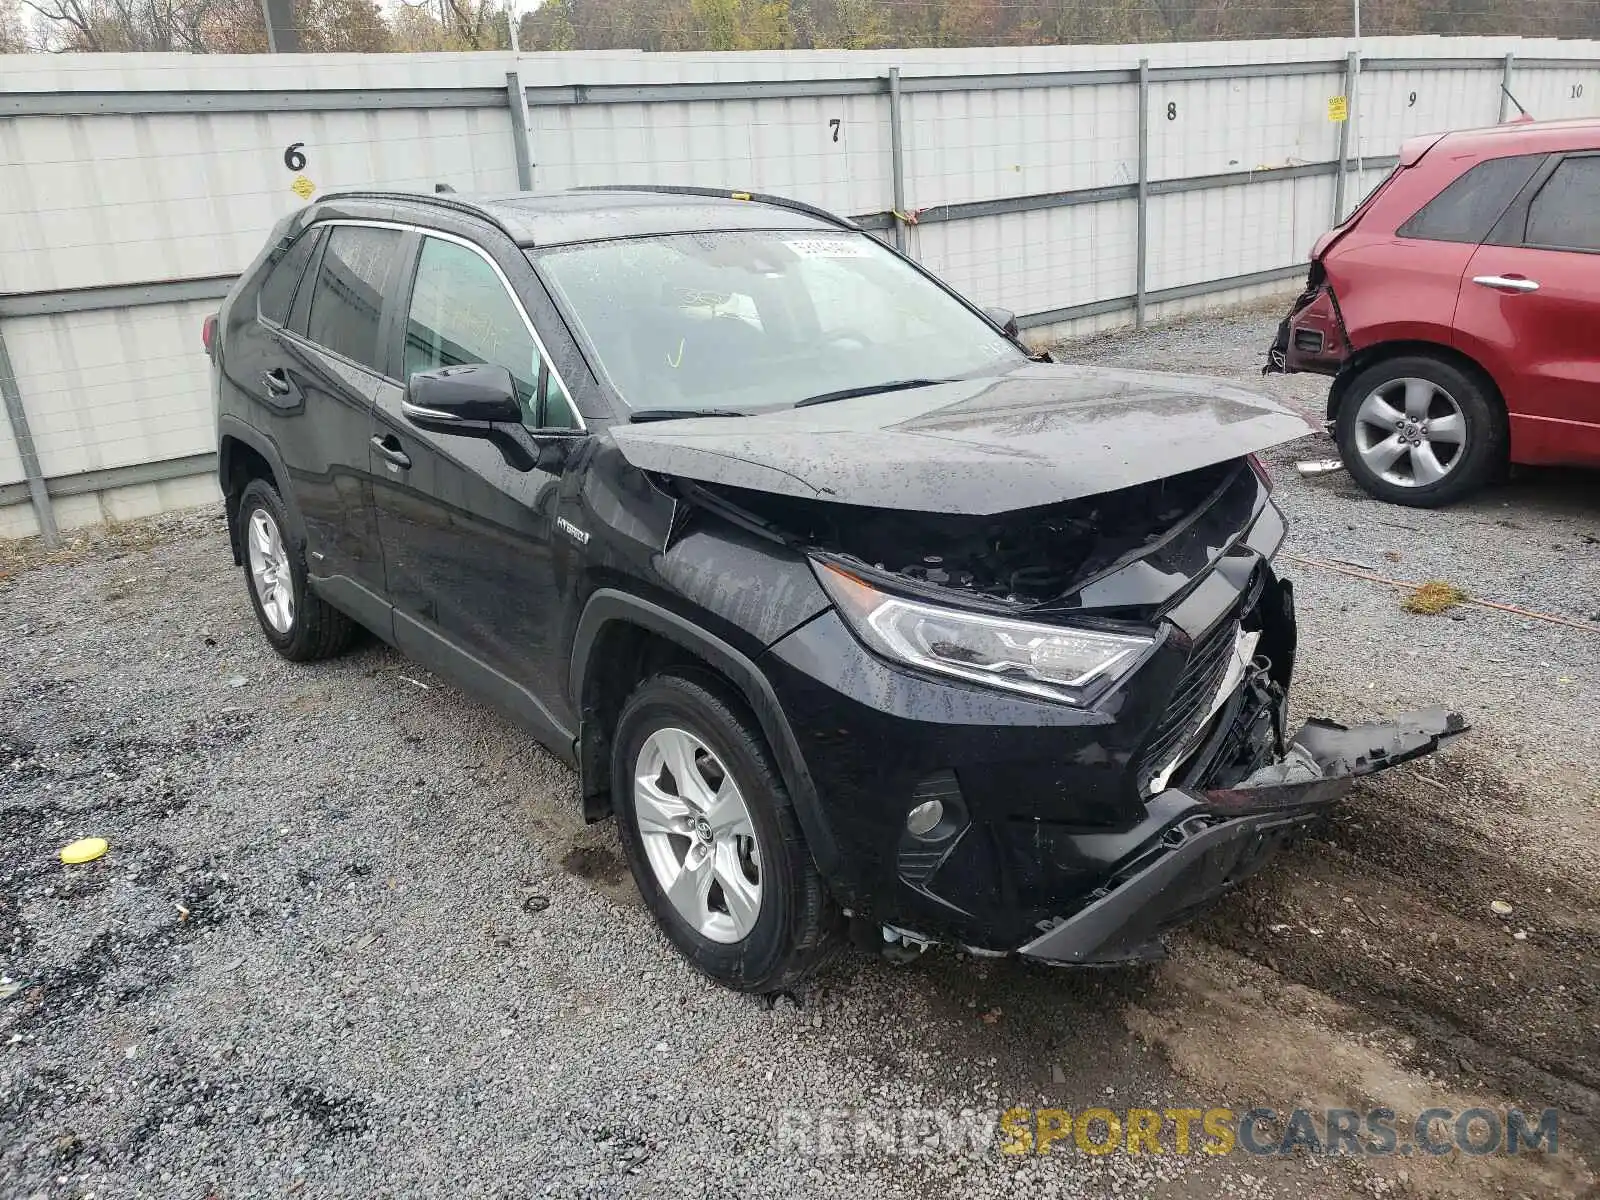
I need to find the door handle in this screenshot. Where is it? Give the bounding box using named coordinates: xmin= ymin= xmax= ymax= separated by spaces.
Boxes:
xmin=370 ymin=434 xmax=412 ymax=470
xmin=262 ymin=368 xmax=292 ymax=395
xmin=1472 ymin=275 xmax=1540 ymax=293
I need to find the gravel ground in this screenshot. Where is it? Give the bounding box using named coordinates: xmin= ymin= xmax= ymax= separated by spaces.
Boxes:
xmin=2 ymin=305 xmax=1597 ymax=1200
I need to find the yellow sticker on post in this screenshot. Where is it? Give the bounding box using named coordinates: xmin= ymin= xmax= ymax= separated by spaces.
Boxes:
xmin=1328 ymin=95 xmax=1349 ymax=122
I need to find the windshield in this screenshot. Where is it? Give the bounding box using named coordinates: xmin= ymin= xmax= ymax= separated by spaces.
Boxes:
xmin=532 ymin=229 xmax=1026 ymax=413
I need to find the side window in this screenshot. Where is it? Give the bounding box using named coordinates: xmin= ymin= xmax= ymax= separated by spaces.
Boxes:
xmin=404 ymin=236 xmax=578 ymax=430
xmin=1397 ymin=155 xmax=1542 ymax=244
xmin=305 ymin=225 xmax=403 ymax=373
xmin=1525 ymin=156 xmax=1600 ymax=252
xmin=258 ymin=227 xmax=323 ymax=327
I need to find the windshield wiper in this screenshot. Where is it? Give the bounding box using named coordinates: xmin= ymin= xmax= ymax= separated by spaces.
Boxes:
xmin=792 ymin=378 xmax=953 ymax=409
xmin=628 ymin=408 xmax=747 ymax=423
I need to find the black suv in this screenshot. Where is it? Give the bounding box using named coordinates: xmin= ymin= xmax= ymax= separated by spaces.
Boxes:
xmin=210 ymin=187 xmax=1463 ymax=991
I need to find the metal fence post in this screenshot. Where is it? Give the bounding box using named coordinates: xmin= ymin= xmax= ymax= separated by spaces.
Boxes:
xmin=258 ymin=0 xmax=299 ymax=52
xmin=1499 ymin=52 xmax=1515 ymax=123
xmin=0 ymin=323 xmax=59 ymax=548
xmin=1333 ymin=50 xmax=1356 ymax=224
xmin=887 ymin=67 xmax=909 ymax=257
xmin=1350 ymin=50 xmax=1363 ymax=196
xmin=506 ymin=70 xmax=534 ymax=191
xmin=1135 ymin=58 xmax=1149 ymax=330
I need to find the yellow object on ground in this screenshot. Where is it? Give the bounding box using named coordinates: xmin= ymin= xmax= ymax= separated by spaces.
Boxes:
xmin=59 ymin=837 xmax=109 ymax=864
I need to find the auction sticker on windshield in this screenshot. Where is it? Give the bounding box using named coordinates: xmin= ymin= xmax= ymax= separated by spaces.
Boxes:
xmin=785 ymin=238 xmax=872 ymax=258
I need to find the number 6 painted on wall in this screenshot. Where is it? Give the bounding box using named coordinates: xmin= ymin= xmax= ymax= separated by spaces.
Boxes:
xmin=283 ymin=143 xmax=307 ymax=171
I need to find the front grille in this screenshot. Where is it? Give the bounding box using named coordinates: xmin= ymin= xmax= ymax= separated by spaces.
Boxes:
xmin=1136 ymin=617 xmax=1239 ymax=789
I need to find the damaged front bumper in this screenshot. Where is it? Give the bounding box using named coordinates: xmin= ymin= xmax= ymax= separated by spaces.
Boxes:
xmin=1017 ymin=707 xmax=1467 ymax=965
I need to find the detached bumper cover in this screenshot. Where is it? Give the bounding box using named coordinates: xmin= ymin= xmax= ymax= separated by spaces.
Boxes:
xmin=1017 ymin=707 xmax=1467 ymax=965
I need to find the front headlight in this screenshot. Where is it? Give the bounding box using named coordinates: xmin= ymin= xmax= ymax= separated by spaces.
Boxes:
xmin=813 ymin=561 xmax=1155 ymax=707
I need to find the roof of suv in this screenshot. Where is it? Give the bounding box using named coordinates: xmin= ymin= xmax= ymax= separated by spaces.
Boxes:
xmin=315 ymin=186 xmax=852 ymax=248
xmin=1432 ymin=116 xmax=1600 ymax=161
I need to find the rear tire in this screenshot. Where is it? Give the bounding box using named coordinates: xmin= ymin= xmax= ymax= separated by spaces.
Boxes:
xmin=612 ymin=669 xmax=839 ymax=993
xmin=1335 ymin=354 xmax=1505 ymax=508
xmin=238 ymin=478 xmax=355 ymax=662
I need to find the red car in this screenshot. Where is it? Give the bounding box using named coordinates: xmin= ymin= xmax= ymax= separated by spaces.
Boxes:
xmin=1267 ymin=118 xmax=1600 ymax=506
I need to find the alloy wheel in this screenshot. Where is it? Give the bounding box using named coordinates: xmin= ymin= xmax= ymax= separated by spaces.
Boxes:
xmin=1351 ymin=377 xmax=1467 ymax=488
xmin=246 ymin=508 xmax=295 ymax=633
xmin=633 ymin=726 xmax=763 ymax=944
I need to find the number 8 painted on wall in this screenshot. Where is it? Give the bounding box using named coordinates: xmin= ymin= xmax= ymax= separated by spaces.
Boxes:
xmin=1166 ymin=101 xmax=1177 ymax=121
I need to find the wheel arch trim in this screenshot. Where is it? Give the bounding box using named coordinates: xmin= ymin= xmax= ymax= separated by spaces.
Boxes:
xmin=217 ymin=416 xmax=308 ymax=563
xmin=1327 ymin=339 xmax=1508 ymax=424
xmin=569 ymin=588 xmax=843 ymax=880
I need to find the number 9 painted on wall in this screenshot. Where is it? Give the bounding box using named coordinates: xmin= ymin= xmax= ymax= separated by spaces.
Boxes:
xmin=283 ymin=143 xmax=307 ymax=171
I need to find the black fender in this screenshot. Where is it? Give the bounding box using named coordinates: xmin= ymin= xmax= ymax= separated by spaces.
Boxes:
xmin=217 ymin=415 xmax=307 ymax=564
xmin=569 ymin=588 xmax=844 ymax=882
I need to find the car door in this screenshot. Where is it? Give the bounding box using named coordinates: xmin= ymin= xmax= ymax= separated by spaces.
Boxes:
xmin=268 ymin=222 xmax=403 ymax=619
xmin=369 ymin=229 xmax=586 ymax=741
xmin=229 ymin=223 xmax=382 ymax=601
xmin=1458 ymin=151 xmax=1600 ymax=467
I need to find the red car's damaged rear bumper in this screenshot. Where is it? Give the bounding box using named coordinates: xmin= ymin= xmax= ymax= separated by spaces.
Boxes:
xmin=1264 ymin=273 xmax=1351 ymax=378
xmin=1017 ymin=708 xmax=1468 ymax=965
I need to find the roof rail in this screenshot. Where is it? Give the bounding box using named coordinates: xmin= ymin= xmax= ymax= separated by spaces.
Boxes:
xmin=313 ymin=189 xmax=520 ymax=242
xmin=567 ymin=184 xmax=861 ymax=233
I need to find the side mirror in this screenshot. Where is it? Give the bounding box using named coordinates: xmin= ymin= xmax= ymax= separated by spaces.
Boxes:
xmin=982 ymin=307 xmax=1021 ymax=340
xmin=403 ymin=363 xmax=522 ymax=430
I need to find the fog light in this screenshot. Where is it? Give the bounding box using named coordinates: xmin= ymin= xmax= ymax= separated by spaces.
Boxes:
xmin=906 ymin=799 xmax=944 ymax=837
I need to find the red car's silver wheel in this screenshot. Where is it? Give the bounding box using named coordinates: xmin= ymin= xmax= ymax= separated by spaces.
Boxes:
xmin=633 ymin=726 xmax=763 ymax=944
xmin=1351 ymin=376 xmax=1467 ymax=488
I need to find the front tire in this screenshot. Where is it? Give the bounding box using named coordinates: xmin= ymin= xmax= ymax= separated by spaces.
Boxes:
xmin=612 ymin=670 xmax=838 ymax=992
xmin=1335 ymin=355 xmax=1505 ymax=508
xmin=237 ymin=478 xmax=355 ymax=662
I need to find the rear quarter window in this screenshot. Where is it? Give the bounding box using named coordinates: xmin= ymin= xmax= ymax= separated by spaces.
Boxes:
xmin=1396 ymin=154 xmax=1542 ymax=244
xmin=257 ymin=227 xmax=324 ymax=327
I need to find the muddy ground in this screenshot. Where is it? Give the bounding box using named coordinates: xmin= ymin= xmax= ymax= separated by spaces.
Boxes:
xmin=2 ymin=308 xmax=1598 ymax=1199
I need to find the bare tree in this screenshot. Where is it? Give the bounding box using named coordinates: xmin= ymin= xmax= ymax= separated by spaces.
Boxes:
xmin=1 ymin=0 xmax=34 ymax=48
xmin=299 ymin=0 xmax=387 ymax=50
xmin=21 ymin=0 xmax=233 ymax=50
xmin=391 ymin=0 xmax=504 ymax=48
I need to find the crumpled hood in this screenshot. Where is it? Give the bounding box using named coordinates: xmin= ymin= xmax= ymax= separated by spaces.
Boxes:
xmin=610 ymin=363 xmax=1314 ymax=514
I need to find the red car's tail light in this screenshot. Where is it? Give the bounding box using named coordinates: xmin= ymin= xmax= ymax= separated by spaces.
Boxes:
xmin=202 ymin=314 xmax=218 ymax=356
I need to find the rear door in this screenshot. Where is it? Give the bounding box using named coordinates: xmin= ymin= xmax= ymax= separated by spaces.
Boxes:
xmin=369 ymin=230 xmax=585 ymax=740
xmin=277 ymin=222 xmax=405 ymax=615
xmin=225 ymin=225 xmax=325 ymax=520
xmin=1458 ymin=151 xmax=1600 ymax=466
